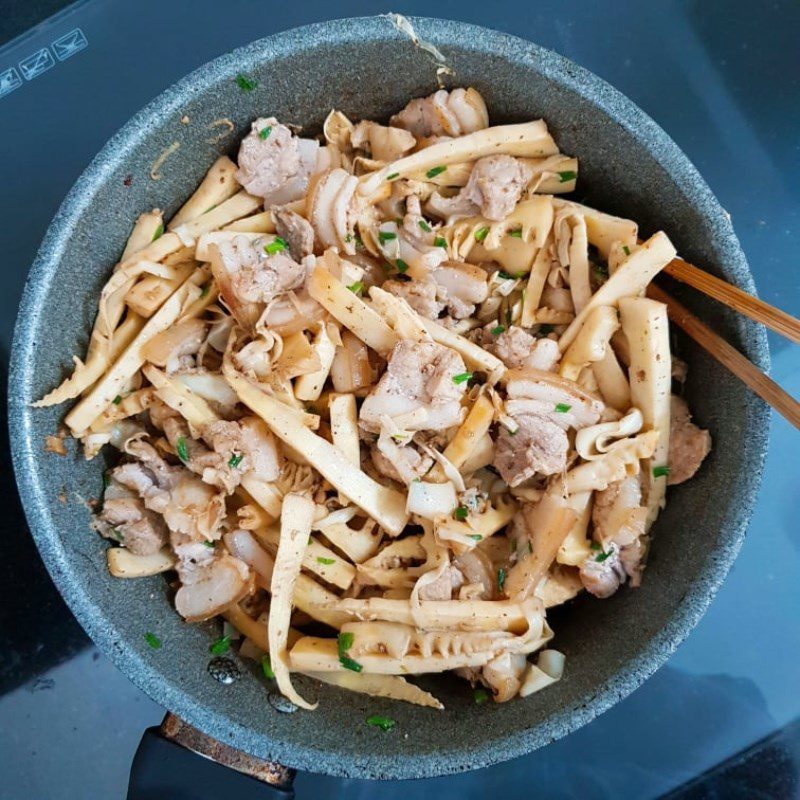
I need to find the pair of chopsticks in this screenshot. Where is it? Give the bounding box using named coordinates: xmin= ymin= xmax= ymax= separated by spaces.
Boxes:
xmin=647 ymin=256 xmax=800 ymax=430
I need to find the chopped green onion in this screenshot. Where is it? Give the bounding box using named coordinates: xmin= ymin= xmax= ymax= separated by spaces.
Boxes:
xmin=395 ymin=259 xmax=409 ymax=273
xmin=497 ymin=568 xmax=506 ymax=593
xmin=590 ymin=541 xmax=602 ymax=551
xmin=235 ymin=73 xmax=257 ymax=91
xmin=354 ymin=235 xmax=364 ymax=249
xmin=498 ymin=270 xmax=526 ymax=280
xmin=474 ymin=226 xmax=490 ymax=242
xmin=418 ymin=219 xmax=432 ymax=233
xmin=144 ymin=632 xmax=162 ymax=650
xmin=366 ymin=714 xmax=396 ymax=731
xmin=228 ymin=453 xmax=244 ymax=469
xmin=508 ymin=229 xmax=523 ymax=238
xmin=258 ymin=125 xmax=272 ymax=140
xmin=317 ymin=556 xmax=335 ymax=565
xmin=490 ymin=325 xmax=505 ymax=336
xmin=426 ymin=165 xmax=447 ymax=178
xmin=347 ymin=280 xmax=364 ymax=296
xmin=453 ymin=506 xmax=469 ymax=521
xmin=558 ymin=170 xmax=577 ymax=183
xmin=473 ymin=687 xmax=489 ymax=705
xmin=623 ymin=245 xmax=631 ymax=256
xmin=103 ymin=472 xmax=111 ymax=489
xmin=386 ymin=172 xmax=400 ymax=181
xmin=110 ymin=527 xmax=123 ymax=542
xmin=200 ymin=284 xmax=210 ymax=298
xmin=176 ymin=436 xmax=189 ymax=463
xmin=337 ymin=631 xmax=354 ymax=658
xmin=595 ymin=549 xmax=612 ymax=563
xmin=261 ymin=654 xmax=275 ymax=679
xmin=593 ymin=263 xmax=609 ymax=282
xmin=469 ymin=534 xmax=482 ymax=541
xmin=340 ymin=655 xmax=363 ymax=673
xmin=112 ymin=395 xmax=122 ymax=405
xmin=538 ymin=324 xmax=554 ymax=335
xmin=203 ymin=540 xmax=215 ymax=548
xmin=378 ymin=230 xmax=397 ymax=244
xmin=653 ymin=465 xmax=671 ymax=478
xmin=264 ymin=237 xmax=288 ymax=255
xmin=434 ymin=236 xmax=447 ymax=249
xmin=554 ymin=403 xmax=572 ymax=413
xmin=209 ymin=635 xmax=231 ymax=655
xmin=151 ymin=223 xmax=164 ymax=242
xmin=452 ymin=372 xmax=472 ymax=385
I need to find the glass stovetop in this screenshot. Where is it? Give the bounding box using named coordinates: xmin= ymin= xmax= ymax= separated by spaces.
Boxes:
xmin=1 ymin=1 xmax=798 ymax=798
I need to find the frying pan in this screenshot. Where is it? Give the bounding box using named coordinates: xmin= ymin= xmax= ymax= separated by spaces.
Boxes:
xmin=8 ymin=15 xmax=769 ymax=787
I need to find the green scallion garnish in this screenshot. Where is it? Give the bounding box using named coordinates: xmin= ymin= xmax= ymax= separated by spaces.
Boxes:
xmin=258 ymin=125 xmax=272 ymax=140
xmin=453 ymin=506 xmax=469 ymax=521
xmin=554 ymin=403 xmax=572 ymax=413
xmin=203 ymin=540 xmax=215 ymax=548
xmin=474 ymin=226 xmax=490 ymax=242
xmin=144 ymin=632 xmax=162 ymax=649
xmin=103 ymin=472 xmax=111 ymax=489
xmin=386 ymin=172 xmax=400 ymax=181
xmin=347 ymin=280 xmax=364 ymax=296
xmin=623 ymin=245 xmax=631 ymax=256
xmin=176 ymin=436 xmax=189 ymax=463
xmin=112 ymin=395 xmax=122 ymax=405
xmin=434 ymin=236 xmax=447 ymax=249
xmin=151 ymin=223 xmax=164 ymax=242
xmin=418 ymin=220 xmax=432 ymax=233
xmin=395 ymin=259 xmax=409 ymax=273
xmin=426 ymin=165 xmax=447 ymax=178
xmin=378 ymin=230 xmax=397 ymax=244
xmin=261 ymin=654 xmax=275 ymax=679
xmin=366 ymin=714 xmax=396 ymax=731
xmin=558 ymin=170 xmax=577 ymax=183
xmin=340 ymin=655 xmax=363 ymax=673
xmin=497 ymin=568 xmax=506 ymax=593
xmin=508 ymin=229 xmax=523 ymax=238
xmin=469 ymin=534 xmax=482 ymax=541
xmin=235 ymin=73 xmax=257 ymax=91
xmin=498 ymin=270 xmax=526 ymax=280
xmin=473 ymin=687 xmax=489 ymax=705
xmin=264 ymin=237 xmax=288 ymax=255
xmin=452 ymin=372 xmax=472 ymax=385
xmin=200 ymin=284 xmax=210 ymax=298
xmin=653 ymin=465 xmax=671 ymax=478
xmin=209 ymin=635 xmax=231 ymax=655
xmin=595 ymin=549 xmax=612 ymax=563
xmin=317 ymin=556 xmax=335 ymax=565
xmin=337 ymin=631 xmax=354 ymax=658
xmin=490 ymin=325 xmax=505 ymax=336
xmin=228 ymin=453 xmax=243 ymax=469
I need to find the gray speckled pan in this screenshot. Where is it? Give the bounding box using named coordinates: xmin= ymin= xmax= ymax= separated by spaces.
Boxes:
xmin=8 ymin=16 xmax=769 ymax=780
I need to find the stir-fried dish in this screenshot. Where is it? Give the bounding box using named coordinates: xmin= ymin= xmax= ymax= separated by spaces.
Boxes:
xmin=37 ymin=87 xmax=711 ymax=710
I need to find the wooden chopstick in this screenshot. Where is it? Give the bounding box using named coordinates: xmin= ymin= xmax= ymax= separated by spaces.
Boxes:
xmin=662 ymin=255 xmax=800 ymax=344
xmin=648 ymin=284 xmax=800 ymax=430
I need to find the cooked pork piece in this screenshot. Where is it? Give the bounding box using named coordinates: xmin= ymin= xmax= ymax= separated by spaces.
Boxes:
xmin=493 ymin=413 xmax=569 ymax=486
xmin=579 ymin=543 xmax=627 ymax=598
xmin=667 ymin=395 xmax=711 ymax=485
xmin=273 ymin=208 xmax=315 ymax=259
xmin=389 ymin=88 xmax=488 ymax=139
xmin=481 ymin=326 xmax=560 ymax=371
xmin=360 ymin=340 xmax=468 ymax=433
xmin=431 ymin=263 xmax=489 ymax=319
xmin=99 ymin=495 xmax=168 ymax=556
xmin=383 ymin=279 xmax=444 ymax=320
